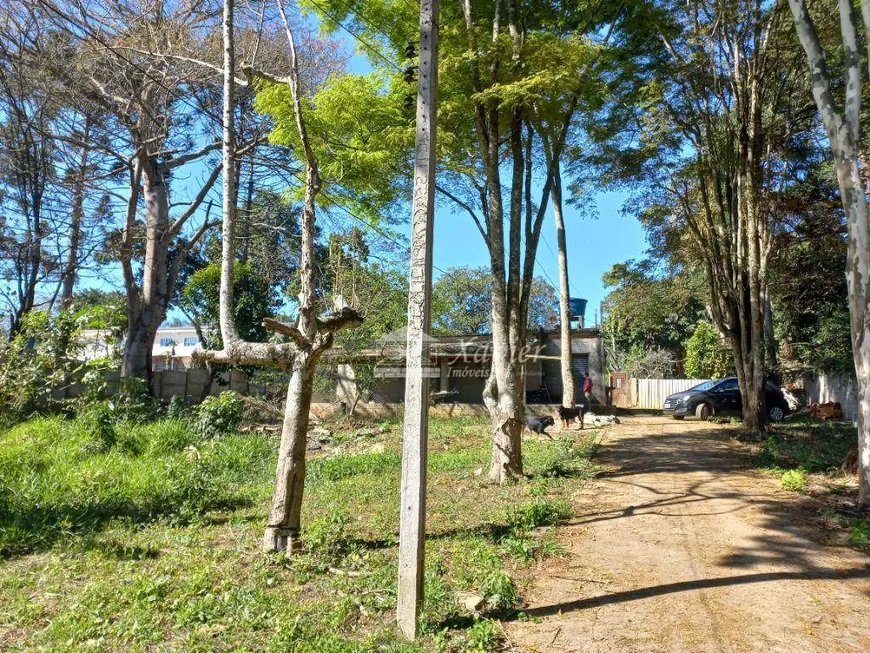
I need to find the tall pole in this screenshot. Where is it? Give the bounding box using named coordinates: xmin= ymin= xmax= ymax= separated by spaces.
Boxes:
xmin=397 ymin=0 xmax=439 ymax=640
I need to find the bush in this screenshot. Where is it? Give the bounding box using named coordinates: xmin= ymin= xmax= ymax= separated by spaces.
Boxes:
xmin=850 ymin=521 xmax=870 ymax=547
xmin=0 ymin=309 xmax=84 ymax=420
xmin=166 ymin=395 xmax=191 ymax=420
xmin=780 ymin=468 xmax=807 ymax=492
xmin=685 ymin=321 xmax=733 ymax=378
xmin=194 ymin=391 xmax=245 ymax=439
xmin=73 ymin=403 xmax=118 ymax=454
xmin=505 ymin=495 xmax=572 ymax=532
xmin=478 ymin=570 xmax=521 ymax=611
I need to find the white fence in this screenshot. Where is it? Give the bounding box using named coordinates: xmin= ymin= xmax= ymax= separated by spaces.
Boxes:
xmin=632 ymin=378 xmax=709 ymax=410
xmin=806 ymin=374 xmax=860 ymax=424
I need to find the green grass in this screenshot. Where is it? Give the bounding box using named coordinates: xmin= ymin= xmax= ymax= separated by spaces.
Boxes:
xmin=0 ymin=410 xmax=599 ymax=651
xmin=751 ymin=416 xmax=870 ymax=552
xmin=780 ymin=468 xmax=807 ymax=492
xmin=754 ymin=416 xmax=855 ymax=474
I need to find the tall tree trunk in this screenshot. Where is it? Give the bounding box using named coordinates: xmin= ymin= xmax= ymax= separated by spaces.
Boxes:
xmin=552 ymin=164 xmax=574 ymax=408
xmin=121 ymin=161 xmax=171 ymax=384
xmin=789 ymin=0 xmax=870 ymax=502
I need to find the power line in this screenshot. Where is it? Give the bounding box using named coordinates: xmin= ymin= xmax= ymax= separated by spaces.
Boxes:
xmin=304 ymin=0 xmax=405 ymax=74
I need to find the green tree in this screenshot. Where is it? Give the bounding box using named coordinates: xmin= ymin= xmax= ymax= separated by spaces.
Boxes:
xmin=180 ymin=263 xmax=281 ymax=349
xmin=289 ymin=0 xmax=658 ymax=482
xmin=431 ymin=267 xmax=557 ymax=335
xmin=769 ymin=175 xmax=853 ymax=377
xmin=602 ymin=260 xmax=706 ymax=374
xmin=685 ymin=322 xmax=734 ymax=379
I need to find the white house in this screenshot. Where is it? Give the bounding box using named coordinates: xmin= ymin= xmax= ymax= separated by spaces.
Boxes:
xmin=79 ymin=325 xmax=205 ymax=371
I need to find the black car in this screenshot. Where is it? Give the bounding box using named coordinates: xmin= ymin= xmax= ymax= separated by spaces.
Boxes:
xmin=662 ymin=377 xmax=791 ymax=422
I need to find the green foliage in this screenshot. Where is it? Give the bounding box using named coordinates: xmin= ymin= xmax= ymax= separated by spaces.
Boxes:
xmin=181 ymin=262 xmax=280 ymax=348
xmin=753 ymin=418 xmax=855 ymax=474
xmin=850 ymin=521 xmax=870 ymax=546
xmin=308 ymin=450 xmax=402 ymax=483
xmin=166 ymin=394 xmax=191 ymax=420
xmin=768 ymin=182 xmax=854 ymax=377
xmin=74 ymin=402 xmax=118 ymax=454
xmin=432 ymin=266 xmax=558 ymax=334
xmin=780 ymin=468 xmax=807 ymax=492
xmin=255 ymin=72 xmax=412 ymax=224
xmin=0 ymin=308 xmax=85 ymax=422
xmin=0 ymin=415 xmax=272 ymax=557
xmin=685 ymin=321 xmax=733 ymax=379
xmin=0 ymin=414 xmax=597 ymax=649
xmin=505 ymin=495 xmax=573 ymax=533
xmin=602 ymin=260 xmax=706 ymax=373
xmin=478 ymin=570 xmax=521 ymax=612
xmin=194 ymin=391 xmax=245 ymax=439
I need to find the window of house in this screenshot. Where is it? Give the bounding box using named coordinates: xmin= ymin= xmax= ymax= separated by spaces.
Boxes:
xmin=183 ymin=337 xmax=197 ymax=347
xmin=159 ymin=337 xmax=173 ymax=347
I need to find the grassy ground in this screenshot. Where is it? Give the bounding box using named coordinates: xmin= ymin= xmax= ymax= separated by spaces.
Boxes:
xmin=740 ymin=415 xmax=870 ymax=552
xmin=0 ymin=411 xmax=599 ymax=651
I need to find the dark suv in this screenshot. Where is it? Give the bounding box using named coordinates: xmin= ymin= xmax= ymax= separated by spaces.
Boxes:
xmin=662 ymin=378 xmax=791 ymax=422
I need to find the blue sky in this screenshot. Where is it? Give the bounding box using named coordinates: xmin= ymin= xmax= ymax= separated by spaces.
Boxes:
xmin=429 ymin=188 xmax=646 ymax=328
xmin=49 ymin=27 xmax=650 ymax=329
xmin=342 ymin=36 xmax=649 ymax=329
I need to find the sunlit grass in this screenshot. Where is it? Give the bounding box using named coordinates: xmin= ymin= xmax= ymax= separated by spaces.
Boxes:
xmin=0 ymin=410 xmax=599 ymax=651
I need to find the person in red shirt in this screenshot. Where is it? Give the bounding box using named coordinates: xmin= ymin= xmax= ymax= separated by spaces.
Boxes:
xmin=583 ymin=372 xmax=593 ymax=406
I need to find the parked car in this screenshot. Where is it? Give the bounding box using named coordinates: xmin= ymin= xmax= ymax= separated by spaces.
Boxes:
xmin=662 ymin=377 xmax=791 ymax=422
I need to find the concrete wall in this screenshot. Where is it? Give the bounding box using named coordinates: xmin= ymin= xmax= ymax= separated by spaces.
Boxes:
xmin=543 ymin=334 xmax=606 ymax=405
xmin=806 ymin=375 xmax=860 ymax=424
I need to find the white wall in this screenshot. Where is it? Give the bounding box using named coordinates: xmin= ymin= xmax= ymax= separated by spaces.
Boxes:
xmin=806 ymin=375 xmax=859 ymax=424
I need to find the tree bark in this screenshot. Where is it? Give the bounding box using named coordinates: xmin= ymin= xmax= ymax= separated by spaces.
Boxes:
xmin=121 ymin=159 xmax=171 ymax=384
xmin=552 ymin=164 xmax=575 ymax=408
xmin=788 ymin=0 xmax=870 ymax=502
xmin=263 ymin=353 xmax=315 ymax=552
xmin=200 ymin=0 xmax=363 ymax=552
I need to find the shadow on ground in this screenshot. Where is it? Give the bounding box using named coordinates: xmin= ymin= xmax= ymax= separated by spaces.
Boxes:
xmin=507 ymin=422 xmax=870 ymax=620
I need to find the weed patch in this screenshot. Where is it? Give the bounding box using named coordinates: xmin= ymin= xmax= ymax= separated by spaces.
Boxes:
xmin=0 ymin=413 xmax=597 ymax=651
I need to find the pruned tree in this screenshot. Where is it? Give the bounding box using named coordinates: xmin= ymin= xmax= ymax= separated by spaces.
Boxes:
xmin=787 ymin=0 xmax=870 ymax=503
xmin=199 ymin=0 xmax=361 ymax=552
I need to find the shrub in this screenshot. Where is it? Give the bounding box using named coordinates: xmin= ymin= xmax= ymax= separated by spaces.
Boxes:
xmin=780 ymin=468 xmax=807 ymax=492
xmin=685 ymin=321 xmax=733 ymax=378
xmin=194 ymin=391 xmax=245 ymax=439
xmin=74 ymin=402 xmax=117 ymax=454
xmin=0 ymin=309 xmax=84 ymax=420
xmin=849 ymin=521 xmax=870 ymax=547
xmin=166 ymin=395 xmax=191 ymax=420
xmin=478 ymin=570 xmax=520 ymax=611
xmin=505 ymin=496 xmax=572 ymax=532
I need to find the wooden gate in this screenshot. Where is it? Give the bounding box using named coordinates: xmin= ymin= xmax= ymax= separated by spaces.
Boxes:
xmin=610 ymin=371 xmax=630 ymax=408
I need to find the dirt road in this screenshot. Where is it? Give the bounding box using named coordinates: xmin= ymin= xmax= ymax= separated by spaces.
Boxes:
xmin=506 ymin=417 xmax=870 ymax=652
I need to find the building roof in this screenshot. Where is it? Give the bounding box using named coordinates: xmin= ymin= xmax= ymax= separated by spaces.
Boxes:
xmin=325 ymin=327 xmax=601 ymax=363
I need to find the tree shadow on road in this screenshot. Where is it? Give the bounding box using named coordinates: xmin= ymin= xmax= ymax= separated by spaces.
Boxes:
xmin=507 ymin=422 xmax=870 ymax=620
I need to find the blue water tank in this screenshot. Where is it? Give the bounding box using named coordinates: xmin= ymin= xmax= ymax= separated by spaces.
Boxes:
xmin=569 ymin=298 xmax=587 ymax=322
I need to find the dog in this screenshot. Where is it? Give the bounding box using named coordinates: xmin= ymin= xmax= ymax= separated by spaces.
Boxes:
xmin=523 ymin=415 xmax=555 ymax=437
xmin=557 ymin=405 xmax=588 ymax=430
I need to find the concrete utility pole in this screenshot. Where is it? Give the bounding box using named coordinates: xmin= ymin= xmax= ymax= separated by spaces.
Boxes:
xmin=397 ymin=0 xmax=439 ymax=640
